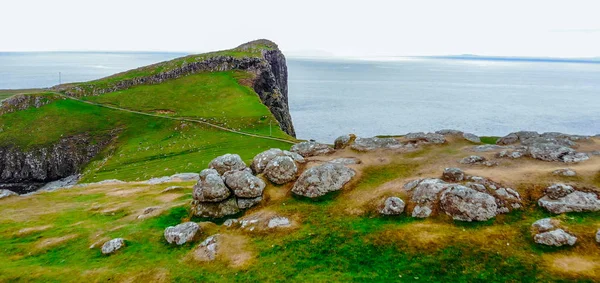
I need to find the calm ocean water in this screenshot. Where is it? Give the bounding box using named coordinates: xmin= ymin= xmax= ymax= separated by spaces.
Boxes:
xmin=1 ymin=52 xmax=599 ymax=142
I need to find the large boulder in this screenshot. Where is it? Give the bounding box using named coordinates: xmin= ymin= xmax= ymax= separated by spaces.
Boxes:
xmin=404 ymin=132 xmax=446 ymax=144
xmin=350 ymin=137 xmax=403 ymax=151
xmin=534 ymin=229 xmax=577 ymax=247
xmin=538 ymin=190 xmax=600 ymax=214
xmin=223 ymin=169 xmax=265 ymax=198
xmin=251 ymin=148 xmax=304 ymax=174
xmin=532 ymin=218 xmax=558 ymax=233
xmin=334 ymin=134 xmax=356 ymax=149
xmin=527 ymin=143 xmax=589 ymax=163
xmin=263 ymin=156 xmax=298 ymax=185
xmin=544 ymin=183 xmax=574 ymax=200
xmin=208 ymin=154 xmax=246 ymax=175
xmin=496 ymin=133 xmax=519 ymax=145
xmin=193 ymin=169 xmax=231 ymax=202
xmin=440 ymin=185 xmax=498 ymax=222
xmin=101 ymin=238 xmax=125 ymax=255
xmin=164 ymin=222 xmax=200 ymax=245
xmin=379 ymin=197 xmax=405 ymax=215
xmin=290 ymin=141 xmax=334 ymax=157
xmin=237 ymin=196 xmax=263 ymax=209
xmin=291 ymin=163 xmax=355 ymax=198
xmin=409 ymin=178 xmax=452 ymax=218
xmin=191 ymin=197 xmax=240 ymax=218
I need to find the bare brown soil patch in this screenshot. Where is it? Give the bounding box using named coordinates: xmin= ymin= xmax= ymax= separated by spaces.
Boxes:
xmin=543 ymin=254 xmax=600 ymax=278
xmin=34 ymin=234 xmax=79 ymax=251
xmin=16 ymin=225 xmax=53 ymax=236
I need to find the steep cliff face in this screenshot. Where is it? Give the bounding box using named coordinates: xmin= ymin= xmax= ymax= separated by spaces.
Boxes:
xmin=0 ymin=134 xmax=113 ymax=194
xmin=54 ymin=40 xmax=296 ymax=137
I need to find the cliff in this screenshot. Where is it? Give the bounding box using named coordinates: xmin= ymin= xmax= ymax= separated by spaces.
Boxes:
xmin=54 ymin=39 xmax=295 ymax=137
xmin=0 ymin=133 xmax=114 ymax=194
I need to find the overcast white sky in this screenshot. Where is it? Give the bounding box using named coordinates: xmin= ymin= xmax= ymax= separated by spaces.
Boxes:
xmin=2 ymin=0 xmax=600 ymax=57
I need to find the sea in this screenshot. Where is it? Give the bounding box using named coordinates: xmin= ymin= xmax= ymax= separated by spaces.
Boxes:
xmin=1 ymin=52 xmax=599 ymax=142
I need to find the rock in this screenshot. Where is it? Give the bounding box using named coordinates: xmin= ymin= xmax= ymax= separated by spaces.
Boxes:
xmin=223 ymin=169 xmax=265 ymax=198
xmin=137 ymin=206 xmax=161 ymax=219
xmin=208 ymin=154 xmax=246 ymax=175
xmin=534 ymin=229 xmax=577 ymax=247
xmin=193 ymin=169 xmax=230 ymax=202
xmin=101 ymin=238 xmax=125 ymax=255
xmin=497 ymin=149 xmax=525 ymax=159
xmin=471 ymin=145 xmax=505 ymax=152
xmin=379 ymin=197 xmax=405 ymax=215
xmin=37 ymin=175 xmax=80 ymax=192
xmin=191 ymin=197 xmax=240 ymax=218
xmin=544 ymin=184 xmax=575 ymax=200
xmin=538 ymin=191 xmax=600 ymax=214
xmin=405 ymin=132 xmax=446 ymax=144
xmin=350 ymin=137 xmax=403 ymax=151
xmin=237 ymin=196 xmax=263 ymax=209
xmin=263 ymin=156 xmax=298 ymax=184
xmin=251 ymin=148 xmax=283 ymax=174
xmin=532 ymin=218 xmax=558 ymax=233
xmin=403 ymin=179 xmax=422 ymax=191
xmin=596 ymin=229 xmax=600 ymax=244
xmin=436 ymin=129 xmax=463 ymax=135
xmin=164 ymin=222 xmax=200 ymax=245
xmin=267 ymin=217 xmax=292 ymax=228
xmin=496 ymin=133 xmax=519 ymax=145
xmin=193 ymin=234 xmax=220 ymax=261
xmin=0 ymin=189 xmax=18 ymax=199
xmin=590 ymin=151 xmax=600 ymax=156
xmin=410 ymin=178 xmax=452 ymax=218
xmin=290 ymin=141 xmax=334 ymax=157
xmin=292 ymin=163 xmax=355 ymax=198
xmin=463 ymin=133 xmax=481 ymax=143
xmin=162 ymin=186 xmax=185 ymax=193
xmin=440 ymin=185 xmax=498 ymax=222
xmin=334 ymin=134 xmax=356 ymax=149
xmin=442 ymin=168 xmax=465 ymax=182
xmin=282 ymin=150 xmax=305 ymax=163
xmin=528 ymin=143 xmax=589 ymax=163
xmin=328 ymin=157 xmax=362 ymax=165
xmin=223 ymin=219 xmax=238 ymax=227
xmin=459 ymin=155 xmax=486 ymax=164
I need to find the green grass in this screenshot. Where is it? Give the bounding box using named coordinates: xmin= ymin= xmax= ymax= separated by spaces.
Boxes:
xmin=480 ymin=136 xmax=500 ymax=144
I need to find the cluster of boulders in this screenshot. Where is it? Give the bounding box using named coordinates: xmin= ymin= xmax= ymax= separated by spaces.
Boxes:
xmin=493 ymin=131 xmax=590 ymax=163
xmin=538 ymin=183 xmax=600 ymax=214
xmin=401 ymin=168 xmax=522 ymax=221
xmin=459 ymin=155 xmax=498 ymax=167
xmin=531 ymin=218 xmax=577 ymax=247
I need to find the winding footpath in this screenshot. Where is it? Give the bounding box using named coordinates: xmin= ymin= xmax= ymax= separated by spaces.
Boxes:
xmin=53 ymin=92 xmax=297 ymax=145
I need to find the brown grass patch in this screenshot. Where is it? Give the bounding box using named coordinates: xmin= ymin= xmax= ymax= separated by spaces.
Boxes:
xmin=34 ymin=234 xmax=79 ymax=251
xmin=16 ymin=225 xmax=53 ymax=236
xmin=543 ymin=254 xmax=600 ymax=278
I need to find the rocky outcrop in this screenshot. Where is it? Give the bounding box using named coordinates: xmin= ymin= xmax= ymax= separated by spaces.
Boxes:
xmin=440 ymin=185 xmax=498 ymax=222
xmin=538 ymin=184 xmax=600 ymax=214
xmin=0 ymin=133 xmax=113 ymax=194
xmin=351 ymin=137 xmax=404 ymax=151
xmin=334 ymin=134 xmax=356 ymax=149
xmin=0 ymin=93 xmax=61 ymax=116
xmin=495 ymin=131 xmax=590 ymax=163
xmin=534 ymin=229 xmax=577 ymax=247
xmin=290 ymin=141 xmax=334 ymax=157
xmin=55 ymin=40 xmax=296 ymax=137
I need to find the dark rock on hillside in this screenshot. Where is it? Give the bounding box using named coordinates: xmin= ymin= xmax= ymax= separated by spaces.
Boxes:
xmin=55 ymin=40 xmax=296 ymax=137
xmin=0 ymin=133 xmax=113 ymax=194
xmin=0 ymin=94 xmax=61 ymax=116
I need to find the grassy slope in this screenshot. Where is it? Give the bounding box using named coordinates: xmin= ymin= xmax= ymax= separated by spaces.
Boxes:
xmin=1 ymin=139 xmax=599 ymax=281
xmin=0 ymin=89 xmax=46 ymax=101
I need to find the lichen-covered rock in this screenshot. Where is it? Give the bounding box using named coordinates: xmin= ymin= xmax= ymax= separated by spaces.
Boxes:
xmin=544 ymin=184 xmax=575 ymax=200
xmin=223 ymin=169 xmax=265 ymax=198
xmin=350 ymin=137 xmax=403 ymax=151
xmin=0 ymin=189 xmax=18 ymax=199
xmin=193 ymin=169 xmax=230 ymax=202
xmin=462 ymin=133 xmax=481 ymax=143
xmin=101 ymin=238 xmax=125 ymax=255
xmin=552 ymin=169 xmax=577 ymax=177
xmin=436 ymin=129 xmax=463 ymax=135
xmin=334 ymin=134 xmax=356 ymax=149
xmin=267 ymin=217 xmax=292 ymax=228
xmin=596 ymin=229 xmax=600 ymax=244
xmin=208 ymin=154 xmax=246 ymax=175
xmin=328 ymin=157 xmax=362 ymax=165
xmin=164 ymin=222 xmax=200 ymax=245
xmin=290 ymin=141 xmax=334 ymax=157
xmin=237 ymin=196 xmax=263 ymax=209
xmin=379 ymin=197 xmax=405 ymax=215
xmin=283 ymin=150 xmax=305 ymax=163
xmin=440 ymin=185 xmax=498 ymax=222
xmin=472 ymin=144 xmax=505 ymax=152
xmin=251 ymin=148 xmax=284 ymax=174
xmin=527 ymin=144 xmax=589 ymax=163
xmin=459 ymin=155 xmax=486 ymax=164
xmin=496 ymin=133 xmax=519 ymax=145
xmin=534 ymin=229 xmax=577 ymax=247
xmin=410 ymin=178 xmax=452 ymax=218
xmin=405 ymin=132 xmax=446 ymax=144
xmin=193 ymin=234 xmax=220 ymax=261
xmin=192 ymin=198 xmax=240 ymax=218
xmin=532 ymin=218 xmax=558 ymax=233
xmin=538 ymin=191 xmax=600 ymax=214
xmin=292 ymin=163 xmax=355 ymax=198
xmin=263 ymin=156 xmax=298 ymax=184
xmin=442 ymin=168 xmax=465 ymax=182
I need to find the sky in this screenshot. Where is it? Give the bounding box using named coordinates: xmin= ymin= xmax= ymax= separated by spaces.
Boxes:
xmin=2 ymin=0 xmax=600 ymax=58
